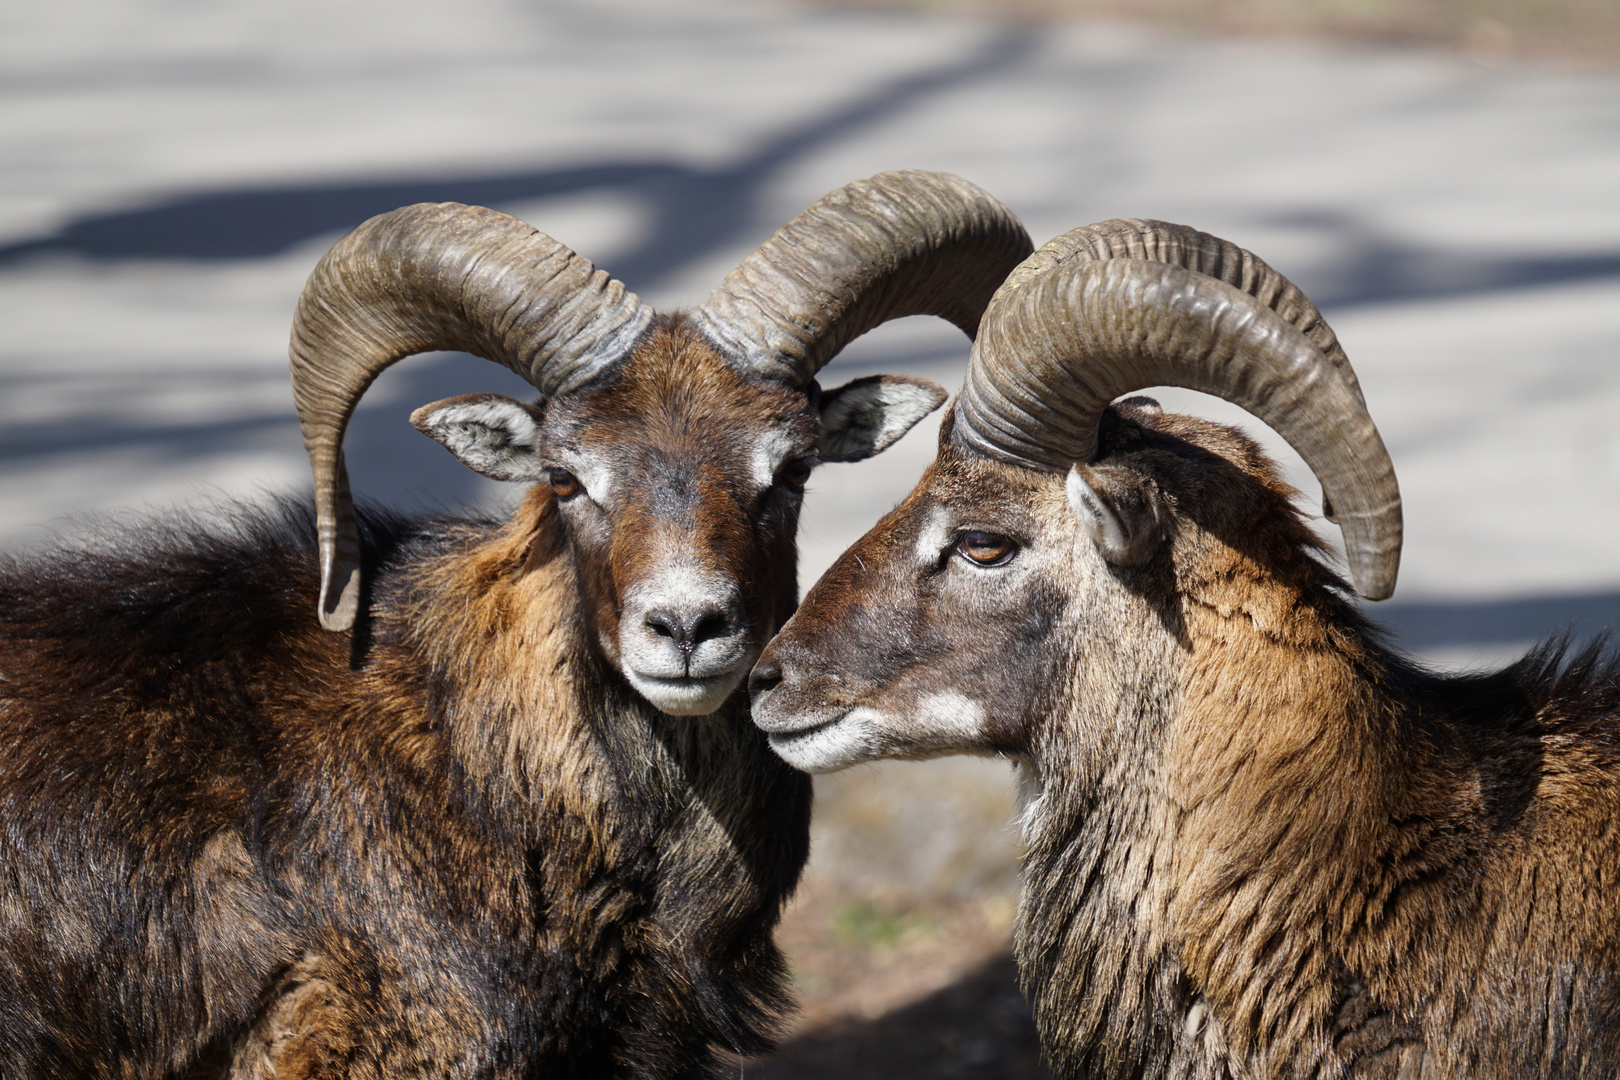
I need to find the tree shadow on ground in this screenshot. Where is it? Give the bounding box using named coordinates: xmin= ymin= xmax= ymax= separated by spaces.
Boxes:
xmin=0 ymin=28 xmax=1036 ymax=292
xmin=0 ymin=28 xmax=1034 ymax=518
xmin=749 ymin=952 xmax=1051 ymax=1080
xmin=1262 ymin=207 xmax=1620 ymax=311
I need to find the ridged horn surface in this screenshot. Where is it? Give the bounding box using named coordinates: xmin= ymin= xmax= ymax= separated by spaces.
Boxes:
xmin=1017 ymin=219 xmax=1364 ymax=407
xmin=290 ymin=202 xmax=653 ymax=631
xmin=692 ymin=170 xmax=1033 ymax=385
xmin=955 ymin=224 xmax=1401 ymax=600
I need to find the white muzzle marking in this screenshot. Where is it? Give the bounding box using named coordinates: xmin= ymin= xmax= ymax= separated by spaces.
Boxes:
xmin=619 ymin=562 xmax=750 ymax=717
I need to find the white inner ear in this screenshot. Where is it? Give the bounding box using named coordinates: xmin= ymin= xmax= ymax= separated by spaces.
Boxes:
xmin=411 ymin=396 xmax=548 ymax=482
xmin=817 ymin=378 xmax=946 ymax=463
xmin=1066 ymin=466 xmax=1132 ymax=561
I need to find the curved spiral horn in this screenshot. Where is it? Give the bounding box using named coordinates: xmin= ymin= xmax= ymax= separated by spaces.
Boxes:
xmin=290 ymin=202 xmax=653 ymax=631
xmin=954 ymin=221 xmax=1402 ymax=600
xmin=692 ymin=170 xmax=1033 ymax=385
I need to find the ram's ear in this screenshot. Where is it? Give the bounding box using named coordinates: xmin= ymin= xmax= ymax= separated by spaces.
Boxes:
xmin=816 ymin=374 xmax=948 ymax=463
xmin=409 ymin=393 xmax=548 ymax=482
xmin=1066 ymin=463 xmax=1168 ymax=567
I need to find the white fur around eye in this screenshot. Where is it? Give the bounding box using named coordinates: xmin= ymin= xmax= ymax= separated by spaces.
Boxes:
xmin=915 ymin=506 xmax=954 ymax=568
xmin=548 ymin=449 xmax=614 ymax=504
xmin=751 ymin=431 xmax=799 ymax=490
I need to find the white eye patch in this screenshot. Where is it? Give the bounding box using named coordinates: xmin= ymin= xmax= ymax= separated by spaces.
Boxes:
xmin=915 ymin=506 xmax=955 ymax=568
xmin=546 ymin=448 xmax=616 ymax=504
xmin=751 ymin=430 xmax=801 ymax=490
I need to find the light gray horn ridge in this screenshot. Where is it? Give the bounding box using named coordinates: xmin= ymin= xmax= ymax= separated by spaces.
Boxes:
xmin=289 ymin=201 xmax=653 ymax=632
xmin=955 ymin=232 xmax=1402 ymax=601
xmin=692 ymin=170 xmax=1034 ymax=386
xmin=986 ymin=218 xmax=1364 ymax=524
xmin=1019 ymin=219 xmax=1364 ymax=406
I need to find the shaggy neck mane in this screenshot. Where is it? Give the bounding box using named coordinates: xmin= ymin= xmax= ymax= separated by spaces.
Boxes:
xmin=399 ymin=486 xmax=606 ymax=816
xmin=1018 ymin=490 xmax=1490 ymax=1080
xmin=361 ymin=487 xmax=809 ymax=1056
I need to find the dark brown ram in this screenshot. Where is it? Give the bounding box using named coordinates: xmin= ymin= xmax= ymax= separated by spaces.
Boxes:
xmin=0 ymin=172 xmax=1033 ymax=1079
xmin=751 ymin=220 xmax=1620 ymax=1079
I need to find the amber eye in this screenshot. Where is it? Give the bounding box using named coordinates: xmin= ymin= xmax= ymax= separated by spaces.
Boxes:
xmin=778 ymin=459 xmax=815 ymax=492
xmin=548 ymin=469 xmax=581 ymax=499
xmin=956 ymin=531 xmax=1016 ymax=567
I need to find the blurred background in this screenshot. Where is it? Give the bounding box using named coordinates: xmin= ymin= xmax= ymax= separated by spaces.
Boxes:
xmin=4 ymin=1 xmax=1619 ymax=1075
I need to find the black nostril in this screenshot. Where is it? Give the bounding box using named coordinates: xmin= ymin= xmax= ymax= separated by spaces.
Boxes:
xmin=748 ymin=661 xmax=783 ymax=696
xmin=691 ymin=612 xmax=728 ymax=647
xmin=645 ymin=607 xmax=732 ymax=655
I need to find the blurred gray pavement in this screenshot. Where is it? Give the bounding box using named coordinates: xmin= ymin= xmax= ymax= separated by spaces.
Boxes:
xmin=7 ymin=0 xmax=1620 ymax=657
xmin=7 ymin=0 xmax=1620 ymax=668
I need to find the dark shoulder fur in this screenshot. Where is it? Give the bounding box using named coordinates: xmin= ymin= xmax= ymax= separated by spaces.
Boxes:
xmin=0 ymin=497 xmax=479 ymax=622
xmin=0 ymin=499 xmax=481 ymax=682
xmin=0 ymin=498 xmax=808 ymax=1079
xmin=1503 ymin=634 xmax=1620 ymax=738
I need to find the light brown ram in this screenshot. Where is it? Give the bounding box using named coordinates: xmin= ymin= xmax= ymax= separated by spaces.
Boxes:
xmin=0 ymin=172 xmax=1033 ymax=1078
xmin=751 ymin=220 xmax=1620 ymax=1079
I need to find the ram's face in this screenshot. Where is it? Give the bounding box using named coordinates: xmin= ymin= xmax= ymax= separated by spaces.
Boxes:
xmin=412 ymin=317 xmax=946 ymax=717
xmin=749 ymin=435 xmax=1087 ymax=772
xmin=541 ymin=331 xmax=815 ymax=716
xmin=750 ymin=398 xmax=1335 ymax=773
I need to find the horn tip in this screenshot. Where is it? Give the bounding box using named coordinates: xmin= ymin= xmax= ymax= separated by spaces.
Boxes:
xmin=1355 ymin=580 xmax=1397 ymax=602
xmin=317 ymin=564 xmax=361 ymax=632
xmin=1350 ymin=559 xmax=1399 ymax=602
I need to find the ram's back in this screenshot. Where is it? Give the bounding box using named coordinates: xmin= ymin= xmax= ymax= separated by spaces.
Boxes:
xmin=0 ymin=502 xmax=495 ymax=1076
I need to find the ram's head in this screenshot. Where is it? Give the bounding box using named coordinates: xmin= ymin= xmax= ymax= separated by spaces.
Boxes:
xmin=751 ymin=219 xmax=1401 ymax=764
xmin=290 ymin=171 xmax=1033 ymax=715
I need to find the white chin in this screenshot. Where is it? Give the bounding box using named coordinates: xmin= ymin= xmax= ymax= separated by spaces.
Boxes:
xmin=765 ymin=716 xmax=875 ymax=774
xmin=625 ymin=667 xmax=744 ymax=716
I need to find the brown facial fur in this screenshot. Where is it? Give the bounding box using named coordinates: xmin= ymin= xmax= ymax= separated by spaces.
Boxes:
xmin=754 ymin=401 xmax=1620 ymax=1079
xmin=542 ymin=318 xmax=812 ymax=681
xmin=752 ymin=440 xmax=1069 ymax=767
